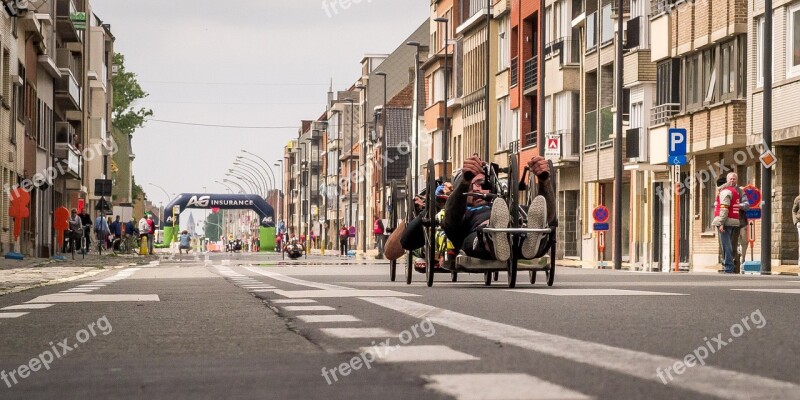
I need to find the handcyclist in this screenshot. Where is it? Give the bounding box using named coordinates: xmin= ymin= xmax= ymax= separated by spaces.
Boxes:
xmin=441 ymin=155 xmax=556 ymax=262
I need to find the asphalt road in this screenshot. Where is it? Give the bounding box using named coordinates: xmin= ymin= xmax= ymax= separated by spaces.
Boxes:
xmin=1 ymin=254 xmax=799 ymax=399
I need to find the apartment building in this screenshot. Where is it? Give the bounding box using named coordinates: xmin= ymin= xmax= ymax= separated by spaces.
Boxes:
xmin=511 ymin=0 xmax=541 ymax=163
xmin=0 ymin=8 xmax=24 ymax=253
xmin=748 ymin=0 xmax=800 ymax=265
xmin=649 ymin=0 xmax=749 ymax=269
xmin=84 ymin=8 xmax=114 ymax=216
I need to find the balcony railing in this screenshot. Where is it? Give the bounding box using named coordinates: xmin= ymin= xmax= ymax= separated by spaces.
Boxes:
xmin=625 ymin=127 xmax=649 ymax=161
xmin=651 ymin=0 xmax=674 ymax=17
xmin=545 ymin=37 xmax=580 ymax=66
xmin=523 ymin=131 xmax=538 ymax=148
xmin=650 ymin=103 xmax=680 ymax=126
xmin=611 ymin=0 xmax=631 ymax=16
xmin=548 ymin=130 xmax=580 ymax=159
xmin=523 ymin=56 xmax=538 ymax=91
xmin=54 ymin=142 xmax=82 ymax=179
xmin=460 ymin=0 xmax=487 ymax=23
xmin=585 ymin=110 xmax=597 ymax=151
xmin=600 ymin=106 xmax=613 ymax=147
xmin=510 ymin=57 xmax=519 ymax=88
xmin=55 ymin=70 xmax=81 ymax=110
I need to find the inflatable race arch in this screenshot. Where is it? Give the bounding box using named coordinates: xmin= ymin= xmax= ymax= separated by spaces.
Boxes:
xmin=162 ymin=193 xmax=276 ymax=251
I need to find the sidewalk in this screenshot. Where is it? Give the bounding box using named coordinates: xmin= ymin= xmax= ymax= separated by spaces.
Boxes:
xmin=0 ymin=253 xmax=158 ymax=296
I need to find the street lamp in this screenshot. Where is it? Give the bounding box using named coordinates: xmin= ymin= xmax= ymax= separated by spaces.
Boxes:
xmin=406 ymin=41 xmax=426 ymax=196
xmin=236 ymin=156 xmax=275 ymax=191
xmin=355 ymin=83 xmax=367 ymax=253
xmin=242 ymin=150 xmax=279 ymax=192
xmin=214 ymin=180 xmax=234 ymax=194
xmin=230 ymin=167 xmax=266 ymax=196
xmin=226 ymin=172 xmax=258 ymax=195
xmin=223 ymin=179 xmax=246 ymax=194
xmin=233 ymin=161 xmax=271 ymax=194
xmin=344 ymin=98 xmax=355 ymax=233
xmin=375 ymin=72 xmax=388 ymax=220
xmin=434 ymin=17 xmax=450 ymax=178
xmin=275 ymin=159 xmax=284 ymax=230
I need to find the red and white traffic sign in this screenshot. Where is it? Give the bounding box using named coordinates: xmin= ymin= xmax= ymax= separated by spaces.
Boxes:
xmin=545 ymin=134 xmax=560 ymax=158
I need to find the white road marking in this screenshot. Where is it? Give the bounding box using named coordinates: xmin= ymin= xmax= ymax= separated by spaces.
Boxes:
xmin=274 ymin=289 xmax=420 ymax=298
xmin=0 ymin=312 xmax=29 ymax=318
xmin=77 ymin=284 xmax=107 ymax=287
xmin=507 ymin=289 xmax=688 ymax=296
xmin=27 ymin=294 xmax=160 ymax=303
xmin=361 ymin=297 xmax=800 ymax=400
xmin=732 ymin=289 xmax=800 ymax=294
xmin=61 ymin=289 xmax=96 ymax=293
xmin=295 ymin=315 xmax=361 ymax=323
xmin=358 ymin=345 xmax=479 ymax=363
xmin=320 ymin=327 xmax=396 ymax=338
xmin=271 ymin=299 xmax=317 ymax=304
xmin=424 ymin=373 xmax=592 ymax=400
xmin=244 ymin=267 xmax=351 ymax=290
xmin=2 ymin=304 xmax=54 ymax=310
xmin=282 ymin=305 xmax=336 ymax=312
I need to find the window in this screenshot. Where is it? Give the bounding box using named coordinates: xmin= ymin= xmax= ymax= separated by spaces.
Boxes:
xmin=787 ymin=3 xmax=800 ymax=77
xmin=497 ymin=97 xmax=511 ymax=151
xmin=586 ymin=12 xmax=597 ymax=50
xmin=601 ymin=4 xmax=613 ymax=44
xmin=756 ymin=17 xmax=764 ymax=87
xmin=430 ymin=69 xmax=445 ymax=105
xmin=720 ymin=40 xmax=735 ymax=99
xmin=2 ymin=48 xmax=9 ymax=106
xmin=684 ymin=53 xmax=700 ymax=109
xmin=498 ymin=16 xmax=509 ymax=70
xmin=511 ymin=108 xmax=519 ymax=149
xmin=433 ymin=130 xmax=443 ymax=161
xmin=545 ymin=6 xmax=553 ymax=44
xmin=703 ymin=48 xmax=716 ymax=104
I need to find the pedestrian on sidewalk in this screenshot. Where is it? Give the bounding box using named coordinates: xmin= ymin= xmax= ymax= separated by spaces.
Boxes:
xmin=373 ymin=216 xmax=385 ymax=258
xmin=793 ymin=193 xmax=800 ymax=264
xmin=138 ymin=215 xmax=151 ymax=254
xmin=726 ymin=173 xmax=749 ymax=274
xmin=339 ymin=226 xmax=349 ymax=256
xmin=94 ymin=211 xmax=110 ymax=251
xmin=178 ymin=230 xmax=192 ymax=254
xmin=79 ymin=209 xmax=92 ymax=253
xmin=146 ymin=214 xmax=156 ymax=255
xmin=712 ymin=175 xmax=742 ymax=274
xmin=68 ymin=209 xmax=83 ymax=256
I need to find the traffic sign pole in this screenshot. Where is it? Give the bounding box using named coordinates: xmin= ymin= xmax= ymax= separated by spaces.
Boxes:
xmin=674 ymin=166 xmax=680 ymax=273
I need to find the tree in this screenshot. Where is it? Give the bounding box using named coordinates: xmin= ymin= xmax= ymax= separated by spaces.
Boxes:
xmin=131 ymin=175 xmax=144 ymax=201
xmin=112 ymin=53 xmax=153 ymax=136
xmin=204 ymin=212 xmax=222 ymax=242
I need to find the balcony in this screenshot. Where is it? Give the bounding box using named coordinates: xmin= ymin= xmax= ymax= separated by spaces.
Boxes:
xmin=600 ymin=106 xmax=613 ymax=147
xmin=459 ymin=0 xmax=488 ymax=28
xmin=544 ymin=37 xmax=580 ymax=67
xmin=56 ymin=0 xmax=83 ymax=43
xmin=523 ymin=131 xmax=538 ymax=148
xmin=547 ymin=130 xmax=580 ymax=162
xmin=611 ymin=0 xmax=631 ymax=17
xmin=523 ymin=56 xmax=538 ymax=93
xmin=510 ymin=57 xmax=518 ymax=88
xmin=625 ymin=128 xmax=649 ymax=161
xmin=650 ymin=103 xmax=680 ymax=127
xmin=651 ymin=0 xmax=673 ymax=17
xmin=54 ymin=141 xmax=82 ymax=180
xmin=623 ymin=49 xmax=655 ymax=87
xmin=55 ymin=69 xmax=82 ymax=111
xmin=585 ymin=110 xmax=597 ymax=151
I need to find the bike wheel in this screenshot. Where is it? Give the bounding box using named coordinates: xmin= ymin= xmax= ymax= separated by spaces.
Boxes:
xmin=507 ymin=154 xmax=519 ymax=289
xmin=547 ymin=236 xmax=556 ymax=287
xmin=405 ymin=251 xmax=413 ymax=285
xmin=425 ymin=159 xmax=436 ymax=288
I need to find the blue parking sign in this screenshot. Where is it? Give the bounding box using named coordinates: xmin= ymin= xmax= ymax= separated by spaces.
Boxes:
xmin=668 ymin=128 xmax=687 ymax=166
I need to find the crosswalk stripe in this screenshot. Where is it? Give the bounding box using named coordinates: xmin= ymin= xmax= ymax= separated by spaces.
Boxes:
xmin=732 ymin=289 xmax=800 ymax=294
xmin=27 ymin=294 xmax=160 ymax=303
xmin=274 ymin=289 xmax=420 ymax=298
xmin=282 ymin=305 xmax=336 ymax=312
xmin=424 ymin=373 xmax=592 ymax=400
xmin=244 ymin=267 xmax=351 ymax=290
xmin=507 ymin=289 xmax=687 ymax=296
xmin=0 ymin=312 xmax=29 ymax=318
xmin=358 ymin=345 xmax=479 ymax=363
xmin=271 ymin=299 xmax=317 ymax=304
xmin=2 ymin=304 xmax=54 ymax=310
xmin=361 ymin=297 xmax=800 ymax=399
xmin=320 ymin=327 xmax=396 ymax=338
xmin=295 ymin=315 xmax=360 ymax=323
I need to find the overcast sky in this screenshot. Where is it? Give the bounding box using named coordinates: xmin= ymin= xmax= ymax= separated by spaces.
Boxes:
xmin=91 ymin=0 xmax=429 ymax=223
